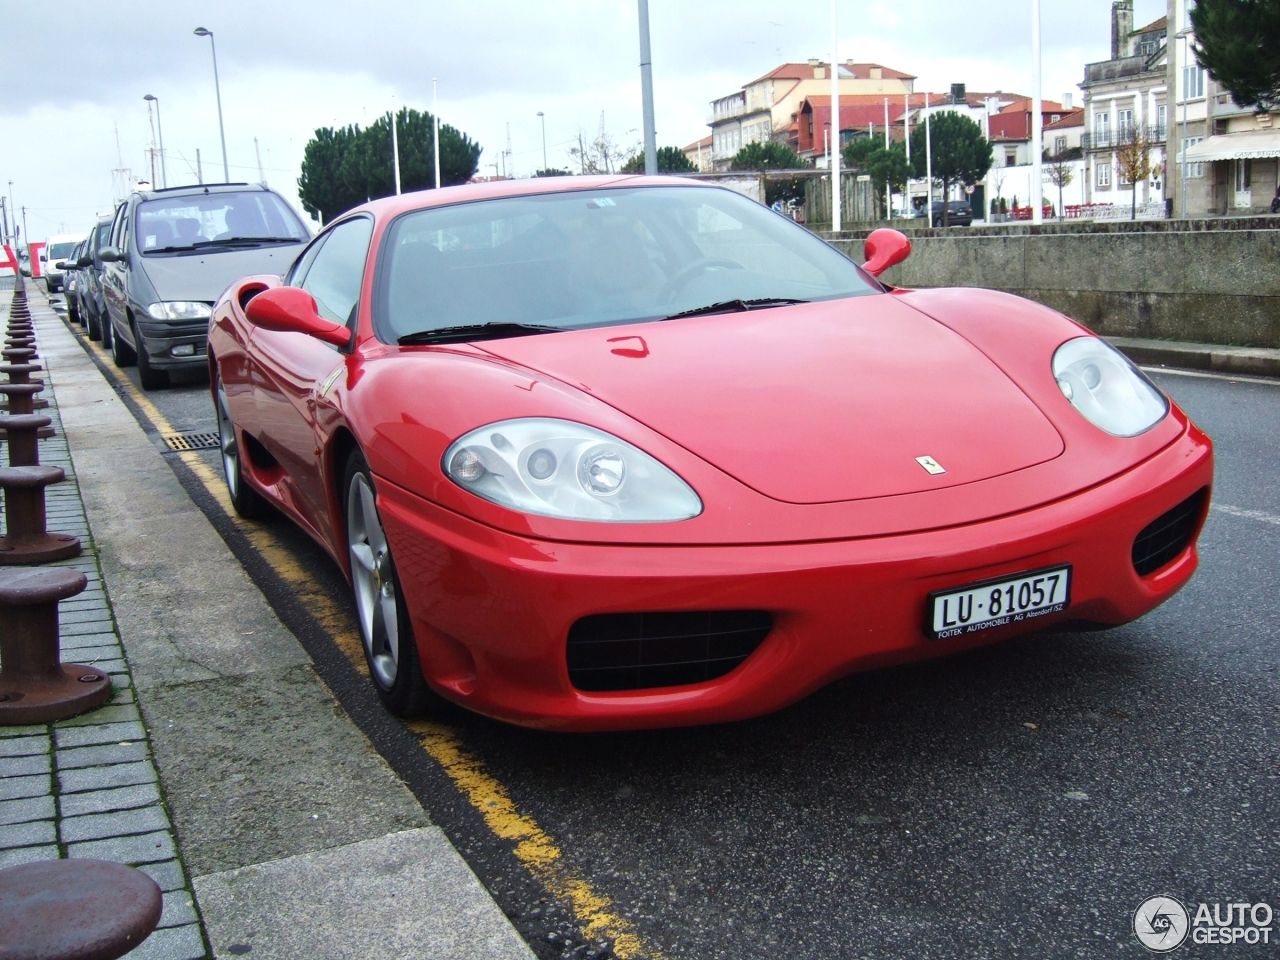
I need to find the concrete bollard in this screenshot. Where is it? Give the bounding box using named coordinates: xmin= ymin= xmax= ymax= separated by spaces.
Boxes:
xmin=0 ymin=414 xmax=55 ymax=466
xmin=0 ymin=859 xmax=162 ymax=959
xmin=0 ymin=465 xmax=81 ymax=564
xmin=0 ymin=567 xmax=110 ymax=724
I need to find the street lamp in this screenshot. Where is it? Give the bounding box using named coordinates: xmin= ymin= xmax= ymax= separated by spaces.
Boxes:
xmin=1176 ymin=28 xmax=1193 ymax=219
xmin=1031 ymin=0 xmax=1043 ymax=224
xmin=537 ymin=112 xmax=547 ymax=172
xmin=143 ymin=95 xmax=167 ymax=188
xmin=637 ymin=0 xmax=658 ymax=175
xmin=193 ymin=27 xmax=230 ymax=182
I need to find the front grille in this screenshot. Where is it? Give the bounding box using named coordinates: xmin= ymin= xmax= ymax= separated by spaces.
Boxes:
xmin=567 ymin=610 xmax=772 ymax=692
xmin=1132 ymin=488 xmax=1208 ymax=576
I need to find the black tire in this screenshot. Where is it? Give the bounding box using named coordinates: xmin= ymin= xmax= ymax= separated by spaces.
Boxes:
xmin=135 ymin=320 xmax=168 ymax=389
xmin=67 ymin=298 xmax=80 ymax=325
xmin=111 ymin=317 xmax=136 ymax=367
xmin=343 ymin=449 xmax=435 ymax=716
xmin=102 ymin=314 xmax=114 ymax=351
xmin=87 ymin=307 xmax=103 ymax=342
xmin=214 ymin=372 xmax=266 ymax=520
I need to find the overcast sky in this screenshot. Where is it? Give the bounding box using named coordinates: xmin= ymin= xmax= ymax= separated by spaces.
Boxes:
xmin=1 ymin=0 xmax=1165 ymax=241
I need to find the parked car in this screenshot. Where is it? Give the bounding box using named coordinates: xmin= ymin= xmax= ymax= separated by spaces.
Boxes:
xmin=57 ymin=239 xmax=88 ymax=324
xmin=100 ymin=184 xmax=310 ymax=388
xmin=209 ymin=177 xmax=1212 ymax=731
xmin=80 ymin=214 xmax=117 ymax=342
xmin=911 ymin=200 xmax=974 ymax=226
xmin=40 ymin=233 xmax=87 ymax=293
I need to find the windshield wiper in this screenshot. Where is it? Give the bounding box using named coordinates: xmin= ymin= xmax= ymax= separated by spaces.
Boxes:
xmin=662 ymin=297 xmax=810 ymax=321
xmin=146 ymin=237 xmax=303 ymax=254
xmin=398 ymin=322 xmax=561 ymax=345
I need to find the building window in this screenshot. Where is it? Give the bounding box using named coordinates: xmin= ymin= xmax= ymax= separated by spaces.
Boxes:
xmin=1117 ymin=109 xmax=1134 ymax=139
xmin=1157 ymin=104 xmax=1167 ymax=138
xmin=1095 ymin=112 xmax=1111 ymax=144
xmin=1097 ymin=162 xmax=1112 ymax=187
xmin=1182 ymin=65 xmax=1205 ymax=100
xmin=1005 ymin=148 xmax=1017 ymax=166
xmin=1055 ymin=136 xmax=1067 ymax=155
xmin=1182 ymin=137 xmax=1204 ymax=177
xmin=1235 ymin=158 xmax=1252 ymax=190
xmin=1118 ymin=165 xmax=1132 ymax=185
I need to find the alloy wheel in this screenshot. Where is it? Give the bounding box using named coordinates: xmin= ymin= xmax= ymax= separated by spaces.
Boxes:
xmin=347 ymin=473 xmax=400 ymax=688
xmin=215 ymin=382 xmax=240 ymax=500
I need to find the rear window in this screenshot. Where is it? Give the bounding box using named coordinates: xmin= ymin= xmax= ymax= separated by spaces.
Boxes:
xmin=47 ymin=242 xmax=77 ymax=259
xmin=135 ymin=191 xmax=307 ymax=255
xmin=375 ymin=185 xmax=878 ymax=342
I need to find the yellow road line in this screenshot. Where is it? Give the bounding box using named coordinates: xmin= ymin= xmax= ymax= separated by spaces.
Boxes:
xmin=70 ymin=326 xmax=664 ymax=960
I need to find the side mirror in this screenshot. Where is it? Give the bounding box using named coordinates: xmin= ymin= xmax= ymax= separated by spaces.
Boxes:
xmin=861 ymin=228 xmax=912 ymax=277
xmin=99 ymin=246 xmax=122 ymax=262
xmin=55 ymin=261 xmax=70 ymax=270
xmin=244 ymin=286 xmax=351 ymax=348
xmin=77 ymin=255 xmax=93 ymax=268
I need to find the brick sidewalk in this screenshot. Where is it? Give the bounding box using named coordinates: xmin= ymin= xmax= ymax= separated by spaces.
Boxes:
xmin=0 ymin=288 xmax=207 ymax=960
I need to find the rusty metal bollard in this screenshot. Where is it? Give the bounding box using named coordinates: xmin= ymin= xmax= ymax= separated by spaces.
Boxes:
xmin=0 ymin=383 xmax=48 ymax=414
xmin=0 ymin=414 xmax=55 ymax=465
xmin=0 ymin=859 xmax=162 ymax=959
xmin=0 ymin=465 xmax=81 ymax=564
xmin=0 ymin=567 xmax=110 ymax=723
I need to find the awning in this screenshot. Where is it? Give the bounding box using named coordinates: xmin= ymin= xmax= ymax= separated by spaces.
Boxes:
xmin=1185 ymin=129 xmax=1280 ymax=162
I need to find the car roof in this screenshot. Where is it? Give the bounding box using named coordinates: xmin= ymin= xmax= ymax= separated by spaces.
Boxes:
xmin=346 ymin=174 xmax=707 ymax=221
xmin=129 ymin=182 xmax=268 ymax=202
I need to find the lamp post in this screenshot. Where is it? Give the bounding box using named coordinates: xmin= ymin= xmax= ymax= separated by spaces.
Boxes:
xmin=143 ymin=95 xmax=167 ymax=188
xmin=433 ymin=79 xmax=441 ymax=189
xmin=830 ymin=0 xmax=841 ymax=232
xmin=537 ymin=112 xmax=547 ymax=171
xmin=1176 ymin=29 xmax=1192 ymax=219
xmin=1031 ymin=0 xmax=1043 ymax=224
xmin=637 ymin=0 xmax=658 ymax=175
xmin=193 ymin=28 xmax=230 ymax=182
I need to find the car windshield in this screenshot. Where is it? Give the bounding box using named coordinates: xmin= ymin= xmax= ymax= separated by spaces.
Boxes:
xmin=375 ymin=185 xmax=879 ymax=342
xmin=135 ymin=191 xmax=307 ymax=255
xmin=47 ymin=242 xmax=77 ymax=259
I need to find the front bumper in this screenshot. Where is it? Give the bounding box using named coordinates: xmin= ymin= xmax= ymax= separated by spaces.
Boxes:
xmin=137 ymin=319 xmax=209 ymax=370
xmin=377 ymin=420 xmax=1212 ymax=731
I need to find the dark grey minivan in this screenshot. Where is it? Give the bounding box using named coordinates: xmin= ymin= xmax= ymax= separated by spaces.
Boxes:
xmin=100 ymin=184 xmax=311 ymax=388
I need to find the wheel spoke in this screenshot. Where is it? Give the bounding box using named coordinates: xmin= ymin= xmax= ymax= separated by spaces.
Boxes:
xmin=350 ymin=542 xmax=377 ymax=573
xmin=358 ymin=481 xmax=387 ymax=555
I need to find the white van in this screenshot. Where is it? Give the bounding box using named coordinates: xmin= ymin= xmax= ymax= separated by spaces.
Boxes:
xmin=40 ymin=233 xmax=87 ymax=293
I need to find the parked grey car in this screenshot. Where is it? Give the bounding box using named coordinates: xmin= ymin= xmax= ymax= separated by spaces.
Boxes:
xmin=76 ymin=214 xmax=117 ymax=343
xmin=57 ymin=238 xmax=89 ymax=324
xmin=100 ymin=183 xmax=311 ymax=388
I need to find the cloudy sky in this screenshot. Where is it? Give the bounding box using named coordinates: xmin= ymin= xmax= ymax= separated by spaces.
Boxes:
xmin=1 ymin=0 xmax=1166 ymax=241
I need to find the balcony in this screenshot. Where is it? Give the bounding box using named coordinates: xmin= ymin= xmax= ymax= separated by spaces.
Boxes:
xmin=1082 ymin=124 xmax=1168 ymax=150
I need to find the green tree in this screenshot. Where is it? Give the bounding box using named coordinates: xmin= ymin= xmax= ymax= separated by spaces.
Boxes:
xmin=298 ymin=108 xmax=482 ymax=223
xmin=730 ymin=141 xmax=810 ymax=206
xmin=1192 ymin=0 xmax=1280 ymax=110
xmin=534 ymin=168 xmax=572 ymax=177
xmin=909 ymin=111 xmax=993 ymax=226
xmin=621 ymin=146 xmax=698 ymax=174
xmin=843 ymin=138 xmax=911 ymax=217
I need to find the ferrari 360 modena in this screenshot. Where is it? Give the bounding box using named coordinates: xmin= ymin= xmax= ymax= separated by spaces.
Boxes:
xmin=207 ymin=175 xmax=1212 ymax=731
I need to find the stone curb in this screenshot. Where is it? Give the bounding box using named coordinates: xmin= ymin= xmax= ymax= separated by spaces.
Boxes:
xmin=1107 ymin=337 xmax=1280 ymax=379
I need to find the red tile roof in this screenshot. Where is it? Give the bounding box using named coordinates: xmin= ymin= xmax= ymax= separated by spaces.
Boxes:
xmin=1044 ymin=110 xmax=1085 ymax=130
xmin=683 ymin=135 xmax=713 ymax=152
xmin=1133 ymin=15 xmax=1167 ymax=34
xmin=745 ymin=61 xmax=916 ymax=86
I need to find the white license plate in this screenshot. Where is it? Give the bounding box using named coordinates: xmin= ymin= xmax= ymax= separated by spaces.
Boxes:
xmin=928 ymin=565 xmax=1071 ymax=640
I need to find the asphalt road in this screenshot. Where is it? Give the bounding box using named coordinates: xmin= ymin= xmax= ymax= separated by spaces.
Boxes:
xmin=70 ymin=315 xmax=1280 ymax=959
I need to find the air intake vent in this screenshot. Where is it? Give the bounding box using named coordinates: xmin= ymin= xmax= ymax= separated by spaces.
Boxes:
xmin=1132 ymin=488 xmax=1208 ymax=577
xmin=567 ymin=610 xmax=772 ymax=692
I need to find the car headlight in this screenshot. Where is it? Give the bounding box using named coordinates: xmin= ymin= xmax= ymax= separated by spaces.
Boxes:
xmin=1052 ymin=337 xmax=1168 ymax=437
xmin=443 ymin=418 xmax=702 ymax=522
xmin=147 ymin=301 xmax=212 ymax=320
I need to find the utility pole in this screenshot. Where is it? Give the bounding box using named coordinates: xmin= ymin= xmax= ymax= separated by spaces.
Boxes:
xmin=884 ymin=97 xmax=891 ymax=219
xmin=1 ymin=197 xmax=9 ymax=247
xmin=255 ymin=137 xmax=267 ymax=186
xmin=144 ymin=95 xmax=168 ymax=188
xmin=830 ymin=0 xmax=841 ymax=231
xmin=925 ymin=92 xmax=933 ymax=227
xmin=905 ymin=93 xmax=912 ymax=216
xmin=391 ymin=112 xmax=401 ymax=194
xmin=197 ymin=149 xmax=204 ymax=185
xmin=1031 ymin=0 xmax=1043 ymax=223
xmin=433 ymin=79 xmax=441 ymax=189
xmin=637 ymin=0 xmax=658 ymax=175
xmin=537 ymin=112 xmax=547 ymax=171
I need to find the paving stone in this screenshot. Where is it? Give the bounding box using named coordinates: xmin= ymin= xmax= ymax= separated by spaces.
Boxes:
xmin=138 ymin=859 xmax=188 ymax=893
xmin=0 ymin=845 xmax=58 ymax=869
xmin=59 ymin=609 xmax=112 ymax=625
xmin=0 ymin=795 xmax=55 ymax=826
xmin=61 ymin=803 xmax=170 ymax=843
xmin=59 ymin=782 xmax=161 ymax=819
xmin=157 ymin=890 xmax=199 ymax=929
xmin=121 ymin=922 xmax=206 ymax=960
xmin=59 ymin=631 xmax=117 ymax=650
xmin=0 ymin=753 xmax=50 ymax=778
xmin=66 ymin=829 xmax=175 ymax=865
xmin=0 ymin=734 xmax=49 ymax=758
xmin=57 ymin=740 xmax=148 ymax=770
xmin=56 ymin=720 xmax=146 ymax=749
xmin=0 ymin=819 xmax=55 ymax=849
xmin=0 ymin=774 xmax=51 ymax=801
xmin=98 ymin=659 xmax=132 ymax=676
xmin=55 ymin=644 xmax=122 ymax=662
xmin=0 ymin=724 xmax=47 ymax=739
xmin=57 ymin=702 xmax=141 ymax=728
xmin=59 ymin=760 xmax=156 ymax=793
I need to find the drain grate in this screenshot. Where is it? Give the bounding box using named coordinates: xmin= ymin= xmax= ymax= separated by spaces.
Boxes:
xmin=162 ymin=432 xmax=220 ymax=452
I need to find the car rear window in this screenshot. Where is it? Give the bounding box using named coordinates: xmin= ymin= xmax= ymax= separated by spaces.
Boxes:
xmin=135 ymin=191 xmax=307 ymax=255
xmin=375 ymin=185 xmax=879 ymax=342
xmin=47 ymin=242 xmax=77 ymax=259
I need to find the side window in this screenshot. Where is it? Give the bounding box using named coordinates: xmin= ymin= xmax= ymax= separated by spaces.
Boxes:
xmin=286 ymin=232 xmax=330 ymax=287
xmin=108 ymin=205 xmax=128 ymax=250
xmin=298 ymin=217 xmax=374 ymax=326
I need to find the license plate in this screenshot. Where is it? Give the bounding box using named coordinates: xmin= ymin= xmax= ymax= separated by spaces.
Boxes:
xmin=928 ymin=565 xmax=1071 ymax=640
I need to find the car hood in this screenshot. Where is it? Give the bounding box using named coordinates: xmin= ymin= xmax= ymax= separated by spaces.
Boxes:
xmin=139 ymin=244 xmax=306 ymax=302
xmin=478 ymin=294 xmax=1065 ymax=504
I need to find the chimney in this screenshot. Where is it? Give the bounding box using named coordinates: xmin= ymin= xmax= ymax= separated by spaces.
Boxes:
xmin=1111 ymin=0 xmax=1133 ymax=59
xmin=950 ymin=82 xmax=967 ymax=104
xmin=870 ymin=67 xmax=883 ymax=80
xmin=1062 ymin=92 xmax=1073 ymax=110
xmin=813 ymin=64 xmax=826 ymax=80
xmin=808 ymin=58 xmax=821 ymax=67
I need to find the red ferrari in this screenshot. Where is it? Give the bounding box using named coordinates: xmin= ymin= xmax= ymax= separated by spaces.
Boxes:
xmin=207 ymin=176 xmax=1212 ymax=731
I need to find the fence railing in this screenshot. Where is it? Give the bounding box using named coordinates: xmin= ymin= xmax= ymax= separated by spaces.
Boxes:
xmin=1063 ymin=201 xmax=1168 ymax=220
xmin=1082 ymin=125 xmax=1168 ymax=150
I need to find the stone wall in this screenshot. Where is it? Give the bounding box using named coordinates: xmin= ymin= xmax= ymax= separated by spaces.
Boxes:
xmin=818 ymin=218 xmax=1280 ymax=348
